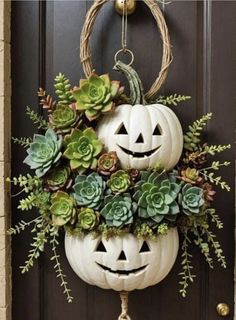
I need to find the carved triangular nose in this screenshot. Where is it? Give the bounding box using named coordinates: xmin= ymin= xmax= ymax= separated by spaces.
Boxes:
xmin=136 ymin=133 xmax=144 ymax=143
xmin=117 ymin=250 xmax=127 ymax=261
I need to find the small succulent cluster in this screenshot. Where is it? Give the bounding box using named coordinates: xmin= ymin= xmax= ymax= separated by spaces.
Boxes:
xmin=9 ymin=71 xmax=231 ymax=302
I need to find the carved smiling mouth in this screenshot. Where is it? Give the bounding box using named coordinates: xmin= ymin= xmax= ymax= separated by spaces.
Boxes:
xmin=118 ymin=145 xmax=160 ymax=158
xmin=96 ymin=262 xmax=148 ymax=276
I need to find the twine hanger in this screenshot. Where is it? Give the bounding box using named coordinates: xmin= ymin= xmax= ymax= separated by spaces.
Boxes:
xmin=118 ymin=291 xmax=131 ymax=320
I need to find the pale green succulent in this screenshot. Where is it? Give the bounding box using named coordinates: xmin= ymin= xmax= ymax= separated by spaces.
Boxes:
xmin=101 ymin=193 xmax=137 ymax=227
xmin=134 ymin=171 xmax=181 ymax=224
xmin=50 ymin=191 xmax=76 ymax=226
xmin=107 ymin=170 xmax=131 ymax=193
xmin=78 ymin=208 xmax=100 ymax=231
xmin=73 ymin=73 xmax=120 ymax=120
xmin=46 ymin=166 xmax=70 ymax=191
xmin=73 ymin=172 xmax=106 ymax=209
xmin=63 ymin=128 xmax=103 ymax=171
xmin=49 ymin=104 xmax=80 ymax=133
xmin=179 ymin=184 xmax=205 ymax=215
xmin=24 ymin=128 xmax=62 ymax=177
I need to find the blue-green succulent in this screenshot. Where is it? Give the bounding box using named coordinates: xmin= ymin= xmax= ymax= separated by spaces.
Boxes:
xmin=73 ymin=172 xmax=106 ymax=209
xmin=101 ymin=193 xmax=137 ymax=227
xmin=134 ymin=171 xmax=181 ymax=224
xmin=179 ymin=184 xmax=205 ymax=215
xmin=23 ymin=129 xmax=62 ymax=177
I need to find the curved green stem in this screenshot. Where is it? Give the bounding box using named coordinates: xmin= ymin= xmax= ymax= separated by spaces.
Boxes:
xmin=113 ymin=60 xmax=146 ymax=105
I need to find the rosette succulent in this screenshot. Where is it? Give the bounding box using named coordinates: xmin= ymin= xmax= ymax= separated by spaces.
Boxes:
xmin=101 ymin=193 xmax=137 ymax=227
xmin=179 ymin=184 xmax=205 ymax=215
xmin=24 ymin=128 xmax=62 ymax=177
xmin=73 ymin=73 xmax=120 ymax=120
xmin=97 ymin=151 xmax=119 ymax=176
xmin=49 ymin=104 xmax=80 ymax=133
xmin=46 ymin=166 xmax=71 ymax=191
xmin=50 ymin=191 xmax=76 ymax=226
xmin=134 ymin=171 xmax=181 ymax=224
xmin=107 ymin=170 xmax=131 ymax=193
xmin=73 ymin=172 xmax=106 ymax=209
xmin=78 ymin=208 xmax=100 ymax=231
xmin=180 ymin=167 xmax=202 ymax=185
xmin=63 ymin=128 xmax=103 ymax=171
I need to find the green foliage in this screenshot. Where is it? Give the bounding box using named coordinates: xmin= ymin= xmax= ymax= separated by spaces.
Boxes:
xmin=20 ymin=223 xmax=50 ymax=273
xmin=203 ymin=161 xmax=231 ymax=171
xmin=203 ymin=144 xmax=231 ymax=156
xmin=12 ymin=137 xmax=32 ymax=148
xmin=93 ymin=223 xmax=130 ymax=240
xmin=6 ymin=174 xmax=42 ymax=193
xmin=50 ymin=191 xmax=76 ymax=226
xmin=192 ymin=228 xmax=213 ymax=268
xmin=54 ymin=73 xmax=74 ymax=105
xmin=156 ymin=94 xmax=191 ymax=106
xmin=50 ymin=229 xmax=73 ymax=303
xmin=17 ymin=192 xmax=38 ymax=211
xmin=78 ymin=208 xmax=100 ymax=231
xmin=184 ymin=113 xmax=212 ymax=151
xmin=7 ymin=217 xmax=42 ymax=235
xmin=178 ymin=184 xmax=204 ymax=216
xmin=26 ymin=106 xmax=48 ymax=130
xmin=49 ymin=104 xmax=80 ymax=133
xmin=206 ymin=208 xmax=223 ymax=229
xmin=179 ymin=232 xmax=196 ymax=298
xmin=200 ymin=171 xmax=230 ymax=191
xmin=107 ymin=170 xmax=131 ymax=193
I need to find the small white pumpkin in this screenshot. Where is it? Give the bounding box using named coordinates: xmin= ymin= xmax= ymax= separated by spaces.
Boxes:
xmin=65 ymin=227 xmax=179 ymax=291
xmin=97 ymin=103 xmax=183 ymax=170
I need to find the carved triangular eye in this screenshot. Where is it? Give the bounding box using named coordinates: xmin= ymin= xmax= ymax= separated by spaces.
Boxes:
xmin=152 ymin=124 xmax=162 ymax=135
xmin=95 ymin=241 xmax=107 ymax=252
xmin=115 ymin=122 xmax=128 ymax=135
xmin=139 ymin=241 xmax=150 ymax=253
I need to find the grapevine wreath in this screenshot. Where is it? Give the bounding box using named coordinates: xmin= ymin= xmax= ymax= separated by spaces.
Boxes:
xmin=9 ymin=0 xmax=231 ymax=319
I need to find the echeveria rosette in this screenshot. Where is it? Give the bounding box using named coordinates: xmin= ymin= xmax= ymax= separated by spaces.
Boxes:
xmin=97 ymin=151 xmax=119 ymax=176
xmin=179 ymin=183 xmax=205 ymax=216
xmin=107 ymin=170 xmax=131 ymax=194
xmin=73 ymin=73 xmax=120 ymax=120
xmin=46 ymin=166 xmax=71 ymax=191
xmin=101 ymin=193 xmax=137 ymax=227
xmin=134 ymin=171 xmax=181 ymax=224
xmin=78 ymin=208 xmax=100 ymax=231
xmin=24 ymin=128 xmax=62 ymax=177
xmin=63 ymin=128 xmax=103 ymax=171
xmin=73 ymin=172 xmax=106 ymax=209
xmin=49 ymin=104 xmax=80 ymax=133
xmin=50 ymin=191 xmax=76 ymax=226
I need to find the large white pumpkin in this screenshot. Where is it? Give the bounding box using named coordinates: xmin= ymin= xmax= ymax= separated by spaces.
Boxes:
xmin=65 ymin=227 xmax=179 ymax=291
xmin=97 ymin=104 xmax=183 ymax=171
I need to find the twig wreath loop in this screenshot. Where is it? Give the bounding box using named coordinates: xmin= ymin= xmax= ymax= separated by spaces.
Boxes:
xmin=80 ymin=0 xmax=173 ymax=99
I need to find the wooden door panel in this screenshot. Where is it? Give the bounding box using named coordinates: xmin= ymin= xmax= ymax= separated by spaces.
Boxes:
xmin=11 ymin=1 xmax=236 ymax=319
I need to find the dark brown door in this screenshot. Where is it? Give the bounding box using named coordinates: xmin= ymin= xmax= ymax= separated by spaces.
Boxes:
xmin=11 ymin=1 xmax=236 ymax=319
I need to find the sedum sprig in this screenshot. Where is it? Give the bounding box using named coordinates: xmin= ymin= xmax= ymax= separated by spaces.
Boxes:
xmin=156 ymin=94 xmax=191 ymax=106
xmin=54 ymin=73 xmax=74 ymax=105
xmin=7 ymin=217 xmax=42 ymax=235
xmin=26 ymin=106 xmax=48 ymax=130
xmin=7 ymin=174 xmax=42 ymax=193
xmin=12 ymin=137 xmax=32 ymax=148
xmin=206 ymin=208 xmax=223 ymax=229
xmin=179 ymin=232 xmax=196 ymax=298
xmin=200 ymin=171 xmax=230 ymax=191
xmin=184 ymin=113 xmax=212 ymax=151
xmin=202 ymin=144 xmax=231 ymax=156
xmin=50 ymin=228 xmax=73 ymax=303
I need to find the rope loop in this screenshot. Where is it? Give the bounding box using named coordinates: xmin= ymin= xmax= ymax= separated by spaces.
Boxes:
xmin=80 ymin=0 xmax=172 ymax=99
xmin=118 ymin=291 xmax=131 ymax=320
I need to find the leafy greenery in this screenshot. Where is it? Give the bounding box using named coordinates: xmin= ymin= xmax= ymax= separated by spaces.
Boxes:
xmin=156 ymin=94 xmax=191 ymax=106
xmin=54 ymin=73 xmax=74 ymax=105
xmin=184 ymin=113 xmax=212 ymax=151
xmin=200 ymin=171 xmax=230 ymax=191
xmin=12 ymin=136 xmax=32 ymax=148
xmin=202 ymin=144 xmax=231 ymax=155
xmin=26 ymin=106 xmax=48 ymax=130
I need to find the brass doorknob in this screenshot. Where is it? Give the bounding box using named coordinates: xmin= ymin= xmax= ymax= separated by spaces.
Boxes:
xmin=115 ymin=0 xmax=136 ymax=15
xmin=216 ymin=303 xmax=230 ymax=317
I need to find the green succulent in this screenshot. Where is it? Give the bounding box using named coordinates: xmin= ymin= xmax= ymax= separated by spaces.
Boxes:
xmin=49 ymin=104 xmax=80 ymax=133
xmin=63 ymin=128 xmax=103 ymax=171
xmin=133 ymin=171 xmax=181 ymax=224
xmin=73 ymin=73 xmax=120 ymax=120
xmin=78 ymin=208 xmax=100 ymax=231
xmin=107 ymin=170 xmax=131 ymax=193
xmin=24 ymin=128 xmax=62 ymax=177
xmin=101 ymin=193 xmax=137 ymax=227
xmin=73 ymin=172 xmax=106 ymax=209
xmin=46 ymin=166 xmax=71 ymax=191
xmin=50 ymin=191 xmax=76 ymax=226
xmin=179 ymin=183 xmax=205 ymax=215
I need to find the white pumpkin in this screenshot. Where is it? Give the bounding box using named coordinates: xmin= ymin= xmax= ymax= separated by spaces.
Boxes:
xmin=97 ymin=103 xmax=183 ymax=171
xmin=65 ymin=227 xmax=179 ymax=291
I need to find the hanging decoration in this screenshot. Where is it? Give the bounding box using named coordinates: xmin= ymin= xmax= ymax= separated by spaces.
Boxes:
xmin=8 ymin=0 xmax=231 ymax=319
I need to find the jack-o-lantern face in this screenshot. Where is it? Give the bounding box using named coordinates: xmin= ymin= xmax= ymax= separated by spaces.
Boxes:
xmin=65 ymin=228 xmax=179 ymax=291
xmin=97 ymin=104 xmax=183 ymax=171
